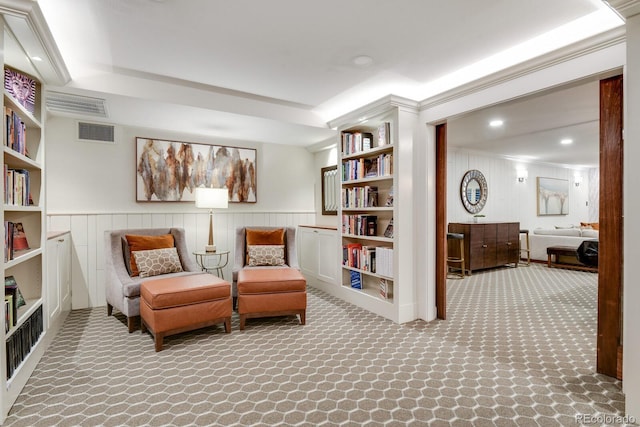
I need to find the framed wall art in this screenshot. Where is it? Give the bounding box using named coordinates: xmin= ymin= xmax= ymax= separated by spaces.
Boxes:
xmin=536 ymin=177 xmax=568 ymax=215
xmin=136 ymin=137 xmax=257 ymax=203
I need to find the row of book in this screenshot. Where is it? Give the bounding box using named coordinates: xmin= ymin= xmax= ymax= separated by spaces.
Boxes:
xmin=342 ymin=186 xmax=378 ymax=208
xmin=341 ymin=122 xmax=391 ymax=156
xmin=4 ymin=106 xmax=28 ymax=157
xmin=4 ymin=165 xmax=31 ymax=206
xmin=342 ymin=153 xmax=392 ymax=181
xmin=5 ymin=276 xmax=26 ymax=332
xmin=348 ymin=272 xmax=393 ymax=300
xmin=342 ymin=243 xmax=394 ymax=277
xmin=341 ymin=132 xmax=373 ymax=156
xmin=6 ymin=305 xmax=43 ymax=380
xmin=342 ymin=214 xmax=377 ymax=237
xmin=4 ymin=221 xmax=30 ymax=262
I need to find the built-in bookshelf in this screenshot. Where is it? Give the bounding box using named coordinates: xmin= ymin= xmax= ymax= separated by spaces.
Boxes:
xmin=331 ymin=99 xmax=417 ymax=323
xmin=340 ymin=117 xmax=395 ymax=304
xmin=1 ymin=58 xmax=46 ymax=420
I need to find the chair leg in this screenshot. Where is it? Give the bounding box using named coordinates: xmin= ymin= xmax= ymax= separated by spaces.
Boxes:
xmin=299 ymin=311 xmax=306 ymax=325
xmin=127 ymin=316 xmax=137 ymax=333
xmin=458 ymin=239 xmax=465 ymax=277
xmin=107 ymin=304 xmax=113 ymax=316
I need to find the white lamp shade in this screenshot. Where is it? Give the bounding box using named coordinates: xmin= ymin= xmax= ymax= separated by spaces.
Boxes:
xmin=195 ymin=188 xmax=228 ymax=209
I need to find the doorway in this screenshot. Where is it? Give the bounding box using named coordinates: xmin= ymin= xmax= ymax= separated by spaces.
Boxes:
xmin=434 ymin=75 xmax=623 ymax=379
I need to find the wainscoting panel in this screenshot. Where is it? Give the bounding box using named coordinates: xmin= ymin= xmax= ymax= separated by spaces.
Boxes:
xmin=47 ymin=212 xmax=315 ymax=310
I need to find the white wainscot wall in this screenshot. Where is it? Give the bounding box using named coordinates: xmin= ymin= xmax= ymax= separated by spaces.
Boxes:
xmin=447 ymin=149 xmax=593 ymax=230
xmin=48 ymin=211 xmax=314 ymax=310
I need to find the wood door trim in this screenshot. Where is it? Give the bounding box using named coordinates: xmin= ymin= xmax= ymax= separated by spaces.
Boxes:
xmin=435 ymin=124 xmax=447 ymax=320
xmin=598 ymin=75 xmax=623 ymax=379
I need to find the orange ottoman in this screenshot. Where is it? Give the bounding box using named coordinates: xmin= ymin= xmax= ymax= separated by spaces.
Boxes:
xmin=237 ymin=268 xmax=307 ymax=330
xmin=140 ymin=273 xmax=232 ymax=351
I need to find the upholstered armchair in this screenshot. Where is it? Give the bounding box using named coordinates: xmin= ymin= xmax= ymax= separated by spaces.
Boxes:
xmin=232 ymin=226 xmax=298 ymax=308
xmin=105 ymin=227 xmax=201 ymax=332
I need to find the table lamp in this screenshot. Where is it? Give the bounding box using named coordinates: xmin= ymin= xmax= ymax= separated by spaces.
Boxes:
xmin=195 ymin=188 xmax=228 ymax=252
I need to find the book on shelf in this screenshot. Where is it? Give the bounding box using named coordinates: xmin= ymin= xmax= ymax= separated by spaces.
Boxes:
xmin=4 ymin=221 xmax=31 ymax=261
xmin=342 ymin=214 xmax=378 ymax=236
xmin=344 ymin=243 xmax=363 ymax=268
xmin=350 ymin=270 xmax=362 ymax=289
xmin=5 ymin=294 xmax=14 ymax=331
xmin=379 ymin=278 xmax=392 ymax=300
xmin=383 ymin=219 xmax=394 ymax=239
xmin=384 ymin=189 xmax=394 ymax=207
xmin=377 ymin=122 xmax=391 ymax=146
xmin=342 ymin=131 xmax=374 ymax=155
xmin=12 ymin=222 xmax=30 ymax=251
xmin=376 ymin=247 xmax=394 ymax=277
xmin=4 ymin=106 xmax=28 ymax=155
xmin=4 ymin=167 xmax=31 ymax=206
xmin=5 ymin=275 xmax=26 ymax=315
xmin=341 ymin=185 xmax=378 ymax=209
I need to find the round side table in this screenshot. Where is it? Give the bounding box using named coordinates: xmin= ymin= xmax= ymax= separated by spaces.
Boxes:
xmin=193 ymin=250 xmax=230 ymax=279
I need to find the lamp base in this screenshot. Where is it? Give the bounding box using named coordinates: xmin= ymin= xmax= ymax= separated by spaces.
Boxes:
xmin=205 ymin=244 xmax=217 ymax=253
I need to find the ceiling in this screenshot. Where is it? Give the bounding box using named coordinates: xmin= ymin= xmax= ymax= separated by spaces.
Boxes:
xmin=447 ymin=80 xmax=601 ymax=168
xmin=9 ymin=1 xmax=624 ymax=164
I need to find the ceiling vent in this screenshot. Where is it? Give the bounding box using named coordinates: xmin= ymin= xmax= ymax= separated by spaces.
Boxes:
xmin=77 ymin=121 xmax=116 ymax=144
xmin=46 ymin=91 xmax=108 ymax=118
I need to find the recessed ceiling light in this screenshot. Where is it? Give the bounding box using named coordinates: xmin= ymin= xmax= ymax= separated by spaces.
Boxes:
xmin=560 ymin=138 xmax=573 ymax=145
xmin=352 ymin=55 xmax=373 ymax=67
xmin=489 ymin=119 xmax=504 ymax=127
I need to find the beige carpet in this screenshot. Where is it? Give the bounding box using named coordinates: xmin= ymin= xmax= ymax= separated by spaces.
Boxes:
xmin=3 ymin=264 xmax=631 ymax=426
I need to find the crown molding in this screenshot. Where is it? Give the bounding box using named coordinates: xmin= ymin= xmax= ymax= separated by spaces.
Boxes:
xmin=419 ymin=26 xmax=625 ymax=112
xmin=604 ymin=0 xmax=640 ymax=18
xmin=327 ymin=95 xmax=418 ymax=131
xmin=0 ymin=0 xmax=70 ymax=85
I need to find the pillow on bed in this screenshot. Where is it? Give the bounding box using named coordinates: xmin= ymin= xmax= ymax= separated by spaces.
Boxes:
xmin=247 ymin=245 xmax=285 ymax=266
xmin=132 ymin=247 xmax=183 ymax=278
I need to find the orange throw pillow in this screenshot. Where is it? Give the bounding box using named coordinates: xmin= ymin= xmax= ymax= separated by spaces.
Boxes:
xmin=246 ymin=228 xmax=285 ymax=246
xmin=125 ymin=234 xmax=175 ymax=277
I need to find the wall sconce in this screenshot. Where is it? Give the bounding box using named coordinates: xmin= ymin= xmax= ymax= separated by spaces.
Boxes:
xmin=574 ymin=174 xmax=583 ymax=187
xmin=516 ymin=169 xmax=528 ymax=183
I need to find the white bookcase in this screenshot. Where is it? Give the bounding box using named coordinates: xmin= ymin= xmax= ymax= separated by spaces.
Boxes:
xmin=332 ymin=98 xmax=418 ymax=323
xmin=0 ymin=15 xmax=52 ymax=422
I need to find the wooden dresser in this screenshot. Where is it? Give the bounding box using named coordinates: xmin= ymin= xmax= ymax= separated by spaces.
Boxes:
xmin=448 ymin=222 xmax=520 ymax=274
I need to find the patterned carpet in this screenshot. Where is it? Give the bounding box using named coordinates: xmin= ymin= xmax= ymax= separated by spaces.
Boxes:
xmin=4 ymin=264 xmax=631 ymax=426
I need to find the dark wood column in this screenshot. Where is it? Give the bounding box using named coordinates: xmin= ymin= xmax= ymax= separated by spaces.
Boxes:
xmin=598 ymin=75 xmax=623 ymax=379
xmin=435 ymin=123 xmax=447 ymax=320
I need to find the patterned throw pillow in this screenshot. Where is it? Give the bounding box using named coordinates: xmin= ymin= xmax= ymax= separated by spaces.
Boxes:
xmin=247 ymin=245 xmax=285 ymax=267
xmin=132 ymin=247 xmax=183 ymax=278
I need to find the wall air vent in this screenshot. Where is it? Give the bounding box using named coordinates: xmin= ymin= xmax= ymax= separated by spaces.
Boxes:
xmin=77 ymin=121 xmax=116 ymax=144
xmin=46 ymin=91 xmax=108 ymax=118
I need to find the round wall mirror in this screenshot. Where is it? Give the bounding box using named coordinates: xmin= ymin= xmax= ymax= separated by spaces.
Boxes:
xmin=460 ymin=169 xmax=488 ymax=214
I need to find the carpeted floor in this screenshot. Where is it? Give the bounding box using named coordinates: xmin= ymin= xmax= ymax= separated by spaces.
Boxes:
xmin=3 ymin=264 xmax=632 ymax=426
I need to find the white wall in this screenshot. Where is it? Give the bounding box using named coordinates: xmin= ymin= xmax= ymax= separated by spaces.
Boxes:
xmin=44 ymin=116 xmax=317 ymax=309
xmin=45 ymin=116 xmax=315 ymax=214
xmin=624 ymin=12 xmax=640 ymax=421
xmin=447 ymin=150 xmax=591 ymax=230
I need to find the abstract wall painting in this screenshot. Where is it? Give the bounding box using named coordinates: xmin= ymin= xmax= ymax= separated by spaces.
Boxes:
xmin=136 ymin=137 xmax=257 ymax=203
xmin=536 ymin=177 xmax=569 ymax=215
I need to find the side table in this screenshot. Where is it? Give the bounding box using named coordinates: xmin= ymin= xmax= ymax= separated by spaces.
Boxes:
xmin=193 ymin=250 xmax=230 ymax=279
